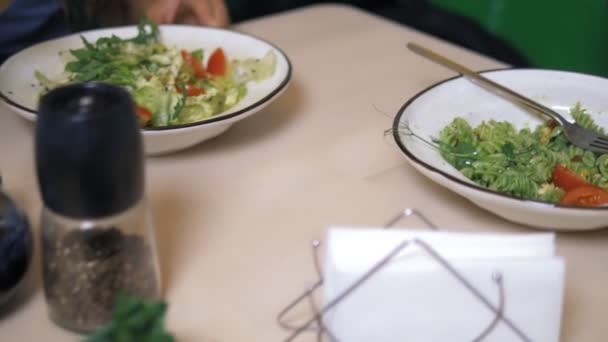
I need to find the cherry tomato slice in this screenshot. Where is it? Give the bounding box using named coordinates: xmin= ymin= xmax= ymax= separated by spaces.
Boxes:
xmin=135 ymin=106 xmax=152 ymax=126
xmin=207 ymin=48 xmax=226 ymax=76
xmin=175 ymin=83 xmax=205 ymax=96
xmin=561 ymin=186 xmax=608 ymax=206
xmin=181 ymin=49 xmax=206 ymax=79
xmin=552 ymin=164 xmax=590 ymax=191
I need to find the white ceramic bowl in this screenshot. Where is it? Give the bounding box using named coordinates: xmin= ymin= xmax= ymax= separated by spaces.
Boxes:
xmin=393 ymin=69 xmax=608 ymax=231
xmin=0 ymin=25 xmax=291 ymax=155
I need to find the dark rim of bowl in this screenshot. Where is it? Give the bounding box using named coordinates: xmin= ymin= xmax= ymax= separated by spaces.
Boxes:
xmin=392 ymin=67 xmax=608 ymax=211
xmin=0 ymin=25 xmax=293 ymax=131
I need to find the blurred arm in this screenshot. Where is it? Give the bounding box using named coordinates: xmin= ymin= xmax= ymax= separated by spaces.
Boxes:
xmin=130 ymin=0 xmax=230 ymax=27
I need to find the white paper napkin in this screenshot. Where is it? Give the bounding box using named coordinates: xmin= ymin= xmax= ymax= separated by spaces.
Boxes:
xmin=322 ymin=227 xmax=565 ymax=342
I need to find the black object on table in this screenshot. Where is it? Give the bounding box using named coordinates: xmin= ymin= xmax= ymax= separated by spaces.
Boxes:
xmin=0 ymin=177 xmax=33 ymax=308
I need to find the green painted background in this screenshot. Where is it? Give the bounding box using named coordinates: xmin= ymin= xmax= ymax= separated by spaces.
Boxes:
xmin=430 ymin=0 xmax=608 ymax=77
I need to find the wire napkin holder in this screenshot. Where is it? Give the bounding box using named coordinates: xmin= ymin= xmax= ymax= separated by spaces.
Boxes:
xmin=276 ymin=208 xmax=535 ymax=342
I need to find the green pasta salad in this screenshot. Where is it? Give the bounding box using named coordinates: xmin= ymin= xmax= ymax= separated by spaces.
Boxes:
xmin=436 ymin=103 xmax=608 ymax=206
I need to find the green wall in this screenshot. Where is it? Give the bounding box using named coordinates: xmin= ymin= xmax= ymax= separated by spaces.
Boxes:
xmin=431 ymin=0 xmax=608 ymax=77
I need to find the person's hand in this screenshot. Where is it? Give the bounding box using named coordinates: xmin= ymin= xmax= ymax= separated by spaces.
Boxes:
xmin=133 ymin=0 xmax=230 ymax=27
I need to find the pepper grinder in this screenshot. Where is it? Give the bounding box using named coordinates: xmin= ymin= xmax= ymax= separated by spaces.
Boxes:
xmin=35 ymin=82 xmax=161 ymax=333
xmin=0 ymin=174 xmax=32 ymax=308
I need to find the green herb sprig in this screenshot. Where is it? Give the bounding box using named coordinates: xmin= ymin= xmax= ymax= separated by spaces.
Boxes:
xmin=65 ymin=17 xmax=159 ymax=86
xmin=85 ymin=295 xmax=175 ymax=342
xmin=170 ymin=82 xmax=188 ymax=124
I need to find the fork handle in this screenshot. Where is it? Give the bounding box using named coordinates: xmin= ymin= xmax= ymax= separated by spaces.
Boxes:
xmin=406 ymin=43 xmax=569 ymax=126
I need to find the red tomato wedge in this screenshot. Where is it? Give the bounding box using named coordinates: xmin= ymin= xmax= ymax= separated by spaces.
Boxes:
xmin=207 ymin=48 xmax=226 ymax=76
xmin=181 ymin=50 xmax=206 ymax=79
xmin=175 ymin=83 xmax=205 ymax=96
xmin=560 ymin=186 xmax=608 ymax=206
xmin=552 ymin=164 xmax=590 ymax=191
xmin=136 ymin=106 xmax=152 ymax=126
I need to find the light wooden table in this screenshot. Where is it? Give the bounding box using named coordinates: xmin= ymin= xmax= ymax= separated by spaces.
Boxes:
xmin=1 ymin=4 xmax=607 ymax=341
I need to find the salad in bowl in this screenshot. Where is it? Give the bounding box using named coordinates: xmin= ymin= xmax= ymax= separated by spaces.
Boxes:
xmin=436 ymin=103 xmax=608 ymax=207
xmin=393 ymin=68 xmax=608 ymax=230
xmin=0 ymin=18 xmax=292 ymax=154
xmin=34 ymin=18 xmax=277 ymax=128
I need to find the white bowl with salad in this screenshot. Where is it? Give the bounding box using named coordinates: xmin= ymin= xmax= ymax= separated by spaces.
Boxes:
xmin=0 ymin=19 xmax=291 ymax=155
xmin=393 ymin=68 xmax=608 ymax=231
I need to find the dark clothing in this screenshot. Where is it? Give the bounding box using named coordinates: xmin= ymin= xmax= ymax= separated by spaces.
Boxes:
xmin=0 ymin=0 xmax=528 ymax=66
xmin=0 ymin=0 xmax=69 ymax=63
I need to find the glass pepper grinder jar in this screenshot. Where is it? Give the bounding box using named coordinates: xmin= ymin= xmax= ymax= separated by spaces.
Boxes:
xmin=35 ymin=82 xmax=161 ymax=333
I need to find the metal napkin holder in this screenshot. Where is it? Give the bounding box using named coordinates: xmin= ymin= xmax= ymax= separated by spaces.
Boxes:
xmin=277 ymin=208 xmax=533 ymax=342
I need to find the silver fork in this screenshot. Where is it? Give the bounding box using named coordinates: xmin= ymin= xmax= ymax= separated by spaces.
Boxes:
xmin=407 ymin=42 xmax=608 ymax=154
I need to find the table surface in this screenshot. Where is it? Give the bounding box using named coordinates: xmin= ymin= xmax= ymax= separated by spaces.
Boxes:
xmin=1 ymin=4 xmax=607 ymax=341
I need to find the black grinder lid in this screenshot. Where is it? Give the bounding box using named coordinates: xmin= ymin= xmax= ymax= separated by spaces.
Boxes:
xmin=36 ymin=82 xmax=144 ymax=218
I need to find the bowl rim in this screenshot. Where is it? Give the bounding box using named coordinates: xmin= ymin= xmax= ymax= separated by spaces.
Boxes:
xmin=0 ymin=24 xmax=292 ymax=132
xmin=392 ymin=67 xmax=608 ymax=211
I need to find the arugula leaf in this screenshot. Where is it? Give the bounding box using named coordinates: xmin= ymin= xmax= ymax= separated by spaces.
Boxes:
xmin=170 ymin=83 xmax=188 ymax=124
xmin=452 ymin=141 xmax=478 ymax=169
xmin=70 ymin=48 xmax=94 ymax=60
xmin=96 ymin=35 xmax=124 ymax=49
xmin=64 ymin=18 xmax=160 ymax=87
xmin=85 ymin=295 xmax=175 ymax=342
xmin=130 ymin=17 xmax=160 ymax=45
xmin=191 ymin=49 xmax=204 ymax=61
xmin=81 ymin=35 xmax=97 ymax=51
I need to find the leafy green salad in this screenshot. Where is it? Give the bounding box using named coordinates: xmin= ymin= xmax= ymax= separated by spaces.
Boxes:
xmin=35 ymin=18 xmax=277 ymax=128
xmin=436 ymin=103 xmax=608 ymax=206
